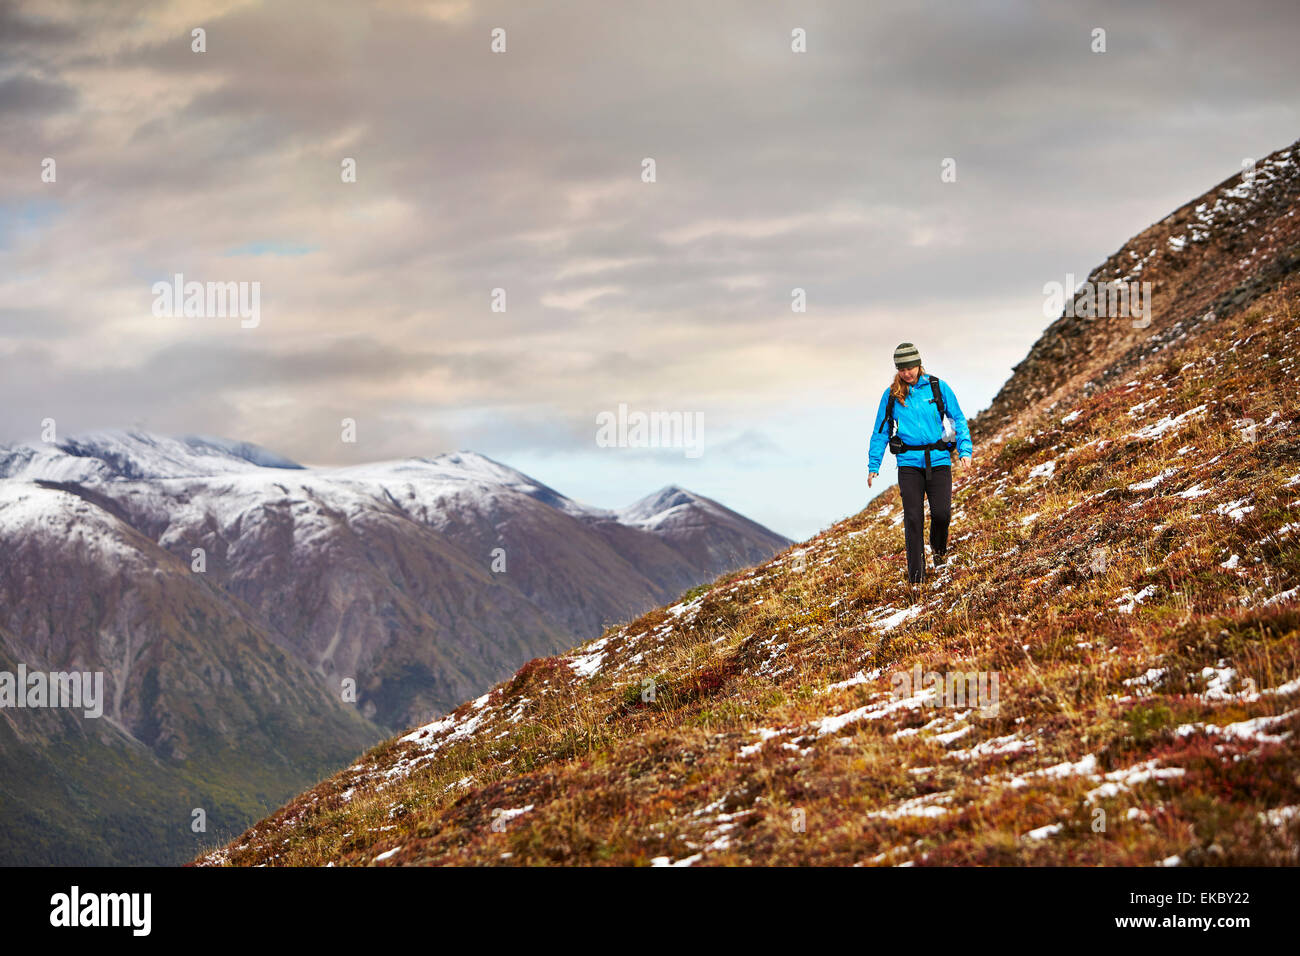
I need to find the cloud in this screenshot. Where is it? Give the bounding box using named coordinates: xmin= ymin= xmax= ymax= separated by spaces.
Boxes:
xmin=711 ymin=429 xmax=787 ymax=467
xmin=1 ymin=0 xmax=1298 ymax=538
xmin=0 ymin=73 xmax=77 ymax=114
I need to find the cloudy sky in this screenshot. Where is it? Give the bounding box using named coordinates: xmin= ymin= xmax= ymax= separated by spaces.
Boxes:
xmin=3 ymin=0 xmax=1299 ymax=539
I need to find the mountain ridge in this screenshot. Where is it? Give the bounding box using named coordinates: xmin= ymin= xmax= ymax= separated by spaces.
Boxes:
xmin=0 ymin=434 xmax=788 ymax=864
xmin=974 ymin=138 xmax=1300 ymax=442
xmin=194 ymin=138 xmax=1300 ymax=867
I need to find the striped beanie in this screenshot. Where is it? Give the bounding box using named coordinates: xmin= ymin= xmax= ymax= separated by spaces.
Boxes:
xmin=893 ymin=342 xmax=922 ymax=369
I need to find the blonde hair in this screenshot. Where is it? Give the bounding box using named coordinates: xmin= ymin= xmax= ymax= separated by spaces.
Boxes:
xmin=890 ymin=365 xmax=924 ymax=406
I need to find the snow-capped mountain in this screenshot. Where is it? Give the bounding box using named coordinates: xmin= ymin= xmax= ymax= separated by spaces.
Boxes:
xmin=0 ymin=433 xmax=788 ymax=864
xmin=196 ymin=137 xmax=1300 ymax=870
xmin=0 ymin=430 xmax=302 ymax=482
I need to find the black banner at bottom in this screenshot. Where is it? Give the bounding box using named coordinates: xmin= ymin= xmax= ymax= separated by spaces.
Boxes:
xmin=10 ymin=865 xmax=1281 ymax=943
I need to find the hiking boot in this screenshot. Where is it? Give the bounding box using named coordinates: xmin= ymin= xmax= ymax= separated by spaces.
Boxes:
xmin=933 ymin=551 xmax=947 ymax=569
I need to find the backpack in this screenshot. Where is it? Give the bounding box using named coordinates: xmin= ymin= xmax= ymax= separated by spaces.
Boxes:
xmin=878 ymin=376 xmax=957 ymax=477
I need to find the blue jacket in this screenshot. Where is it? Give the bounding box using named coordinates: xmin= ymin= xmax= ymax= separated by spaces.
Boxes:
xmin=868 ymin=373 xmax=973 ymax=473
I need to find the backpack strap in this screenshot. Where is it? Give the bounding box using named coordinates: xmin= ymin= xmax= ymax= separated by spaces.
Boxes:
xmin=881 ymin=378 xmax=957 ymax=477
xmin=883 ymin=376 xmax=956 ymax=477
xmin=929 ymin=376 xmax=946 ymax=420
xmin=929 ymin=377 xmax=958 ymax=459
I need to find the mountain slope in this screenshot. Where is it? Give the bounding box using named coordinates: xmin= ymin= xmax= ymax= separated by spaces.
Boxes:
xmin=0 ymin=436 xmax=788 ymax=727
xmin=196 ymin=140 xmax=1300 ymax=867
xmin=0 ymin=482 xmax=382 ymax=865
xmin=0 ymin=438 xmax=787 ymax=864
xmin=976 ymin=141 xmax=1300 ymax=440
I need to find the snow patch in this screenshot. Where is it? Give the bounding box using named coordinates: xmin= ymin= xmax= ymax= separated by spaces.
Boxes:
xmin=1128 ymin=468 xmax=1179 ymax=492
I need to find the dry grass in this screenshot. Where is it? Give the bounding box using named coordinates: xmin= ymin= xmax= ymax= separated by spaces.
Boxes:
xmin=196 ymin=280 xmax=1300 ymax=867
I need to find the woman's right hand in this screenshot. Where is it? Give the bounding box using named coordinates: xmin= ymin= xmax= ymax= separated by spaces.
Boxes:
xmin=868 ymin=472 xmax=877 ymax=487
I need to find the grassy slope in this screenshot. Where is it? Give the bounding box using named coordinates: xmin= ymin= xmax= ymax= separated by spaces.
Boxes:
xmin=0 ymin=734 xmax=358 ymax=866
xmin=197 ymin=279 xmax=1300 ymax=867
xmin=0 ymin=547 xmax=385 ymax=865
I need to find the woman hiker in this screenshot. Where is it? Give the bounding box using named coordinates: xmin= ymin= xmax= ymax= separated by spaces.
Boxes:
xmin=867 ymin=342 xmax=973 ymax=584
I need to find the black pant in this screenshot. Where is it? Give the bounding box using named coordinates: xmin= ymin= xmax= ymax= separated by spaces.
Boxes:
xmin=898 ymin=465 xmax=951 ymax=583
